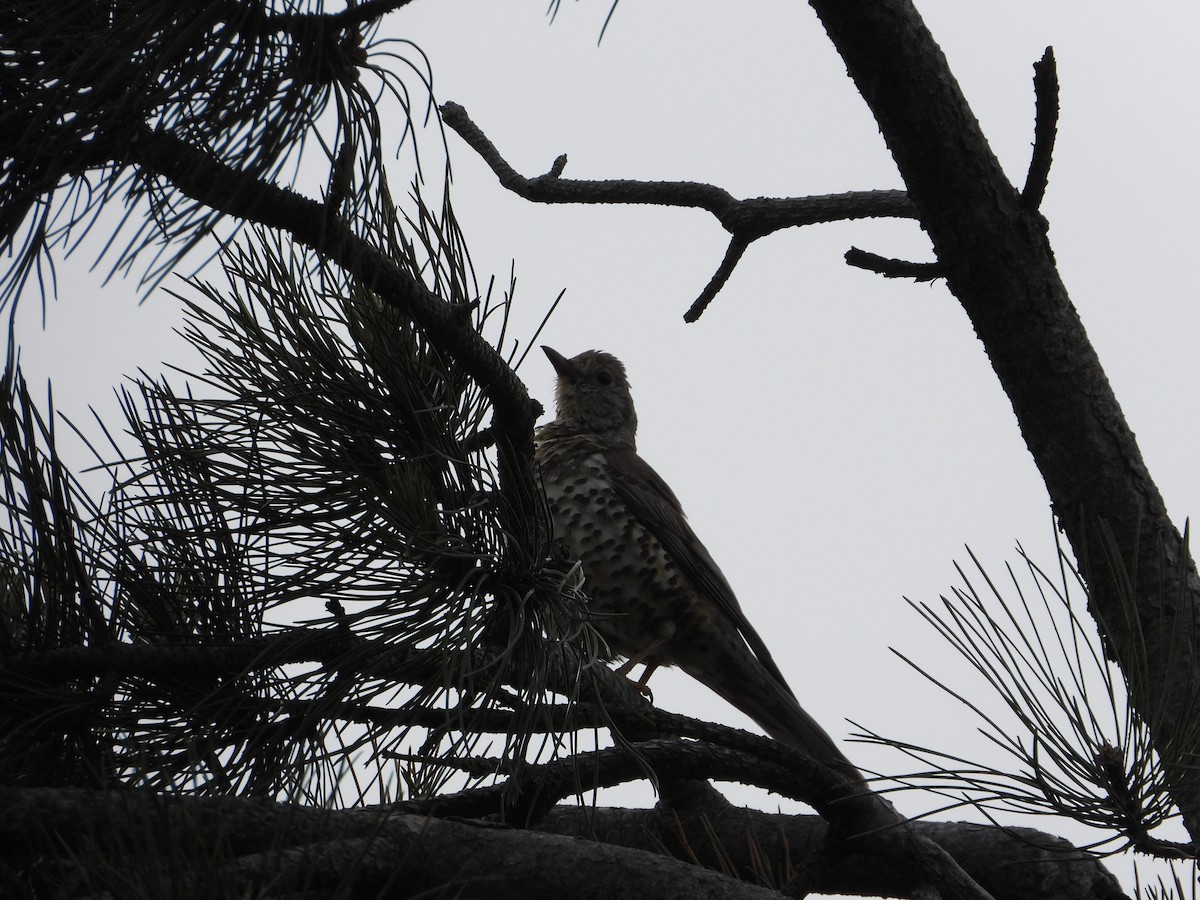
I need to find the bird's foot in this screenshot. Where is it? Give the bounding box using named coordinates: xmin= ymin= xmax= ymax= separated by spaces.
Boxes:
xmin=615 ymin=658 xmax=658 ymax=702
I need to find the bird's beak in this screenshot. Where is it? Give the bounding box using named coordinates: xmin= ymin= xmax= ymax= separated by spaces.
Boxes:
xmin=542 ymin=345 xmax=575 ymax=379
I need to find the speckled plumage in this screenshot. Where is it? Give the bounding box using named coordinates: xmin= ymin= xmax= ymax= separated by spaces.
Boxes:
xmin=535 ymin=347 xmax=856 ymax=772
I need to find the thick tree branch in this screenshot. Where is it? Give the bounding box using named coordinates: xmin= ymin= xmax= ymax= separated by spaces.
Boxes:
xmin=406 ymin=738 xmax=1000 ymax=899
xmin=0 ymin=786 xmax=1124 ymax=900
xmin=808 ymin=0 xmax=1200 ymax=841
xmin=542 ymin=797 xmax=1126 ymax=900
xmin=0 ymin=627 xmax=649 ymax=733
xmin=0 ymin=786 xmax=783 ymax=900
xmin=441 ymin=101 xmax=916 ymax=320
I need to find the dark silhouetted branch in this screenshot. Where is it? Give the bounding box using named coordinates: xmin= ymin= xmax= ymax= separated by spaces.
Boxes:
xmin=542 ymin=799 xmax=1126 ymax=900
xmin=809 ymin=0 xmax=1200 ymax=842
xmin=441 ymin=101 xmax=916 ymax=321
xmin=683 ymin=235 xmax=750 ymax=323
xmin=0 ymin=631 xmax=354 ymax=683
xmin=845 ymin=247 xmax=944 ymax=281
xmin=1021 ymin=47 xmax=1059 ymax=211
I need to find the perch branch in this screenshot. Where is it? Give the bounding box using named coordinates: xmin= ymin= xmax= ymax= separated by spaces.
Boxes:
xmin=0 ymin=783 xmax=1124 ymax=900
xmin=389 ymin=735 xmax=994 ymax=900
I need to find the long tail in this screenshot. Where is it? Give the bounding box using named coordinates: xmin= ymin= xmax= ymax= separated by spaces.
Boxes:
xmin=682 ymin=651 xmax=863 ymax=780
xmin=746 ymin=679 xmax=862 ymax=778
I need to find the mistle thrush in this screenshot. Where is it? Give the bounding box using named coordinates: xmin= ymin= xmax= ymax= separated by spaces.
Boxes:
xmin=536 ymin=346 xmax=856 ymax=772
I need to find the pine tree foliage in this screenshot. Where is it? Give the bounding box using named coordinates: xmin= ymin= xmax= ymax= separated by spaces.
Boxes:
xmin=105 ymin=221 xmax=600 ymax=802
xmin=2 ymin=179 xmax=615 ymax=809
xmin=0 ymin=359 xmax=124 ymax=788
xmin=1 ymin=0 xmax=415 ymax=305
xmin=1 ymin=0 xmax=610 ymax=811
xmin=866 ymin=539 xmax=1195 ymax=858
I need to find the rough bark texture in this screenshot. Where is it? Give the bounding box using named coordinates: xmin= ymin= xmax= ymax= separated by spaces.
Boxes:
xmin=0 ymin=786 xmax=1124 ymax=900
xmin=808 ymin=0 xmax=1200 ymax=840
xmin=540 ymin=803 xmax=1125 ymax=900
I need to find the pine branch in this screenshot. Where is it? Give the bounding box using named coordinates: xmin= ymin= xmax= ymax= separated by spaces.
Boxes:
xmin=120 ymin=126 xmax=542 ymax=528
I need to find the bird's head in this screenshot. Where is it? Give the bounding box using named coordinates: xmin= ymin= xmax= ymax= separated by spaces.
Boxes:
xmin=542 ymin=346 xmax=638 ymax=444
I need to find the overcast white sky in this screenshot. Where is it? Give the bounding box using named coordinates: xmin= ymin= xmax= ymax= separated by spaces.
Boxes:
xmin=11 ymin=1 xmax=1200 ymax=892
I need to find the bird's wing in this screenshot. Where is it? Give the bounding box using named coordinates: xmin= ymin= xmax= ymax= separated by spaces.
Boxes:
xmin=604 ymin=447 xmax=796 ymax=696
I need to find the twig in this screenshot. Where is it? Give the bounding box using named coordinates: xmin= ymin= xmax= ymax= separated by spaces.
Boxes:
xmin=683 ymin=235 xmax=749 ymax=323
xmin=1021 ymin=47 xmax=1059 ymax=211
xmin=845 ymin=247 xmax=944 ymax=282
xmin=324 ymin=140 xmax=355 ymax=223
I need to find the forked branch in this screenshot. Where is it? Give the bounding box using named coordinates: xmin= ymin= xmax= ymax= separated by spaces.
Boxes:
xmin=440 ymin=102 xmax=916 ymax=321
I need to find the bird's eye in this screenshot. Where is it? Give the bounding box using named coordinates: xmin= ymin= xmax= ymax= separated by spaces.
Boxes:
xmin=596 ymin=370 xmax=614 ymax=386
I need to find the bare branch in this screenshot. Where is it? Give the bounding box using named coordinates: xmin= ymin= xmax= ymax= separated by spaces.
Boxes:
xmin=845 ymin=247 xmax=945 ymax=282
xmin=1021 ymin=47 xmax=1060 ymax=211
xmin=440 ymin=101 xmax=917 ymax=319
xmin=683 ymin=236 xmax=750 ymax=323
xmin=440 ymin=102 xmax=737 ymax=216
xmin=440 ymin=102 xmax=914 ymax=235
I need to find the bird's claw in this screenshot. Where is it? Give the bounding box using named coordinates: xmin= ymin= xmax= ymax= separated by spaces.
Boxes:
xmin=631 ymin=679 xmax=654 ymax=703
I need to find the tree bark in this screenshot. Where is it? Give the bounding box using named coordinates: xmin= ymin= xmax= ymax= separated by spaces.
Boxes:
xmin=807 ymin=0 xmax=1200 ymax=841
xmin=0 ymin=786 xmax=1124 ymax=900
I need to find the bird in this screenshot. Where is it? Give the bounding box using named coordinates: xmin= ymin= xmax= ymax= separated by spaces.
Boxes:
xmin=535 ymin=346 xmax=858 ymax=775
